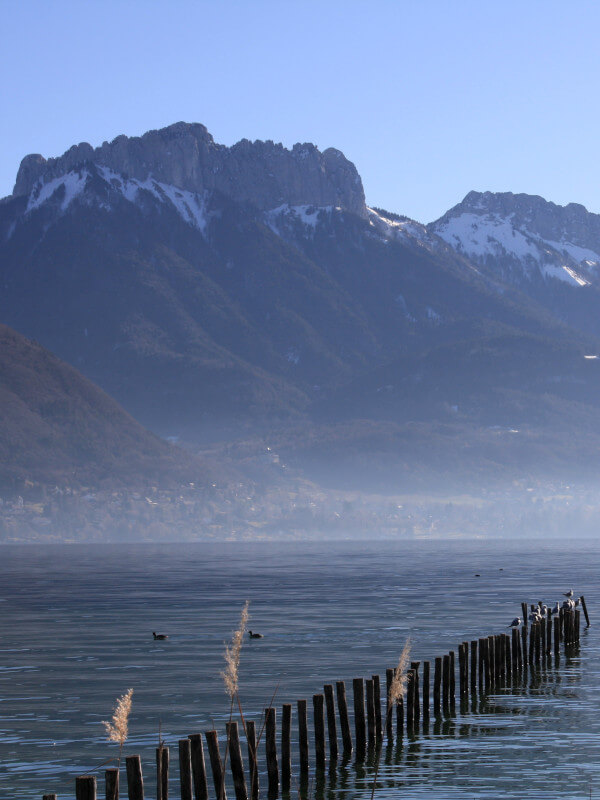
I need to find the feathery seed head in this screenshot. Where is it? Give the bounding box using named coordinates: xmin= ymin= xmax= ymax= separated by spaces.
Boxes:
xmin=102 ymin=688 xmax=133 ymax=746
xmin=221 ymin=600 xmax=250 ymax=698
xmin=388 ymin=639 xmax=411 ymax=706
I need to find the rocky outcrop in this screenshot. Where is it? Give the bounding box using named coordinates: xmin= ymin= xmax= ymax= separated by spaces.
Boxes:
xmin=13 ymin=122 xmax=367 ymax=216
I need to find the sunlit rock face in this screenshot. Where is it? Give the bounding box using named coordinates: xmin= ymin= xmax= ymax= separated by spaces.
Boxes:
xmin=13 ymin=121 xmax=367 ymax=217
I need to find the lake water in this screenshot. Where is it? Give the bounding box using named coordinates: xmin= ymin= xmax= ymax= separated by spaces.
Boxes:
xmin=0 ymin=539 xmax=598 ymax=800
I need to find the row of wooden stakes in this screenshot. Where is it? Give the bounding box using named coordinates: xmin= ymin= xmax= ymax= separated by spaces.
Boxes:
xmin=42 ymin=599 xmax=589 ymax=800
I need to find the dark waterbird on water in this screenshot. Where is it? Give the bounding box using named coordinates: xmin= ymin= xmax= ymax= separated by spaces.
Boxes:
xmin=153 ymin=632 xmax=168 ymax=640
xmin=248 ymin=630 xmax=263 ymax=639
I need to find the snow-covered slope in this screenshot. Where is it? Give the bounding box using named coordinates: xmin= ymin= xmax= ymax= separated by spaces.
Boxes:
xmin=11 ymin=163 xmax=210 ymax=237
xmin=429 ymin=191 xmax=600 ymax=289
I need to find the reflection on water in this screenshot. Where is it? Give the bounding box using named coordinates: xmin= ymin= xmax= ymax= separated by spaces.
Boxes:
xmin=0 ymin=539 xmax=598 ymax=799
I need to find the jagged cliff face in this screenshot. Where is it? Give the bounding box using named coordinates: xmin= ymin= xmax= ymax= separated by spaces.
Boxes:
xmin=13 ymin=122 xmax=367 ymax=216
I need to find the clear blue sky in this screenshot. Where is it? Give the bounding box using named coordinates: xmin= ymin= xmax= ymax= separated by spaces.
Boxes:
xmin=2 ymin=0 xmax=599 ymax=223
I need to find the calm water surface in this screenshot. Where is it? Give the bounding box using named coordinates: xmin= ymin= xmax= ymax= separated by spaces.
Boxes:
xmin=0 ymin=539 xmax=598 ymax=799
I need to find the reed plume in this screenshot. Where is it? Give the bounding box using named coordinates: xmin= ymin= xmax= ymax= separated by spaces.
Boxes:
xmin=102 ymin=687 xmax=133 ymax=766
xmin=221 ymin=600 xmax=250 ymax=699
xmin=388 ymin=638 xmax=411 ymax=706
xmin=370 ymin=638 xmax=411 ymax=800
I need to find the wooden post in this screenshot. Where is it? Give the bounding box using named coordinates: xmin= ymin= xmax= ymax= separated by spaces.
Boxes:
xmin=43 ymin=796 xmax=58 ymax=800
xmin=405 ymin=671 xmax=414 ymax=732
xmin=125 ymin=756 xmax=144 ymax=800
xmin=470 ymin=641 xmax=477 ymax=694
xmin=458 ymin=644 xmax=465 ymax=698
xmin=297 ymin=699 xmax=309 ymax=776
xmin=105 ymin=768 xmax=119 ymax=800
xmin=264 ymin=707 xmax=279 ymax=798
xmin=372 ymin=674 xmax=382 ymax=741
xmin=422 ymin=661 xmax=430 ymax=720
xmin=449 ymin=651 xmax=456 ymax=705
xmin=576 ymin=609 xmax=581 ymax=643
xmin=245 ymin=721 xmax=259 ymax=800
xmin=226 ymin=723 xmax=247 ymax=800
xmin=433 ymin=657 xmax=442 ymax=716
xmin=323 ymin=685 xmax=338 ymax=761
xmin=385 ymin=669 xmax=394 ymax=740
xmin=281 ymin=704 xmax=292 ymax=792
xmin=396 ymin=696 xmax=404 ymax=744
xmin=581 ymin=595 xmax=591 ymax=627
xmin=554 ymin=615 xmax=561 ymax=656
xmin=352 ymin=678 xmax=366 ymax=755
xmin=521 ymin=622 xmax=528 ymax=665
xmin=442 ymin=655 xmax=450 ymax=714
xmin=204 ymin=730 xmax=227 ymax=800
xmin=487 ymin=636 xmax=495 ymax=684
xmin=336 ymin=681 xmax=352 ymax=754
xmin=540 ymin=619 xmax=546 ymax=661
xmin=528 ymin=624 xmax=534 ymax=666
xmin=411 ymin=662 xmax=420 ymax=724
xmin=478 ymin=638 xmax=485 ymax=692
xmin=546 ymin=613 xmax=552 ymax=654
xmin=189 ymin=734 xmax=209 ymax=800
xmin=205 ymin=731 xmax=226 ymax=800
xmin=365 ymin=679 xmax=376 ymax=743
xmin=521 ymin=602 xmax=528 ymax=626
xmin=179 ymin=739 xmax=193 ymax=800
xmin=505 ymin=634 xmax=511 ymax=682
xmin=76 ymin=776 xmax=96 ymax=800
xmin=156 ymin=745 xmax=169 ymax=800
xmin=313 ymin=694 xmax=326 ymax=771
xmin=511 ymin=628 xmax=519 ymax=674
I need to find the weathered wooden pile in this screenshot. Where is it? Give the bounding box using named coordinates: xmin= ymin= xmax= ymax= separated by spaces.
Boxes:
xmin=41 ymin=596 xmax=590 ymax=800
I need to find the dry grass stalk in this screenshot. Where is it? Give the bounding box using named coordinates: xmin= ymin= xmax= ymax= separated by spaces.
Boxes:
xmin=388 ymin=638 xmax=411 ymax=706
xmin=221 ymin=600 xmax=250 ymax=699
xmin=102 ymin=687 xmax=133 ymax=765
xmin=370 ymin=638 xmax=411 ymax=800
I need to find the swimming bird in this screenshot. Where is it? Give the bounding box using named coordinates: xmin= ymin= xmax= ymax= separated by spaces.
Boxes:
xmin=507 ymin=617 xmax=522 ymax=628
xmin=153 ymin=631 xmax=168 ymax=640
xmin=564 ymin=589 xmax=574 ymax=598
xmin=248 ymin=631 xmax=263 ymax=639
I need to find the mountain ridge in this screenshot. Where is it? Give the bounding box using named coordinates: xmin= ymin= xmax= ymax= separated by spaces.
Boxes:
xmin=13 ymin=121 xmax=367 ymax=217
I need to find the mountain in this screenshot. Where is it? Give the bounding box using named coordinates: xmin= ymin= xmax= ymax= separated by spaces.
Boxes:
xmin=0 ymin=322 xmax=202 ymax=489
xmin=429 ymin=191 xmax=600 ymax=339
xmin=2 ymin=124 xmax=589 ymax=445
xmin=5 ymin=122 xmax=600 ymax=499
xmin=13 ymin=121 xmax=366 ymax=216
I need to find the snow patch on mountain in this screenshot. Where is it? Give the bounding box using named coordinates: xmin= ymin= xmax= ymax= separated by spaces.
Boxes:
xmin=97 ymin=166 xmax=208 ymax=232
xmin=27 ymin=170 xmax=89 ymax=212
xmin=22 ymin=165 xmax=209 ymax=234
xmin=265 ymin=204 xmax=335 ymax=236
xmin=432 ymin=209 xmax=594 ymax=288
xmin=434 ymin=212 xmax=541 ymax=261
xmin=367 ymin=207 xmax=429 ymax=243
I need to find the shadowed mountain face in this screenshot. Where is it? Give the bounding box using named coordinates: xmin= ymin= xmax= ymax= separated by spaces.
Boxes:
xmin=3 ymin=123 xmax=600 ymax=491
xmin=0 ymin=323 xmax=206 ymax=489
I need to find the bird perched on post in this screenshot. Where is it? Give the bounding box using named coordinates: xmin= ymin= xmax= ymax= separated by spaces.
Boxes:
xmin=508 ymin=617 xmax=522 ymax=628
xmin=564 ymin=589 xmax=574 ymax=598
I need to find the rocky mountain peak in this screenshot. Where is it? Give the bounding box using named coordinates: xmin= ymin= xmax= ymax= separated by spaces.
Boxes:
xmin=13 ymin=122 xmax=367 ymax=217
